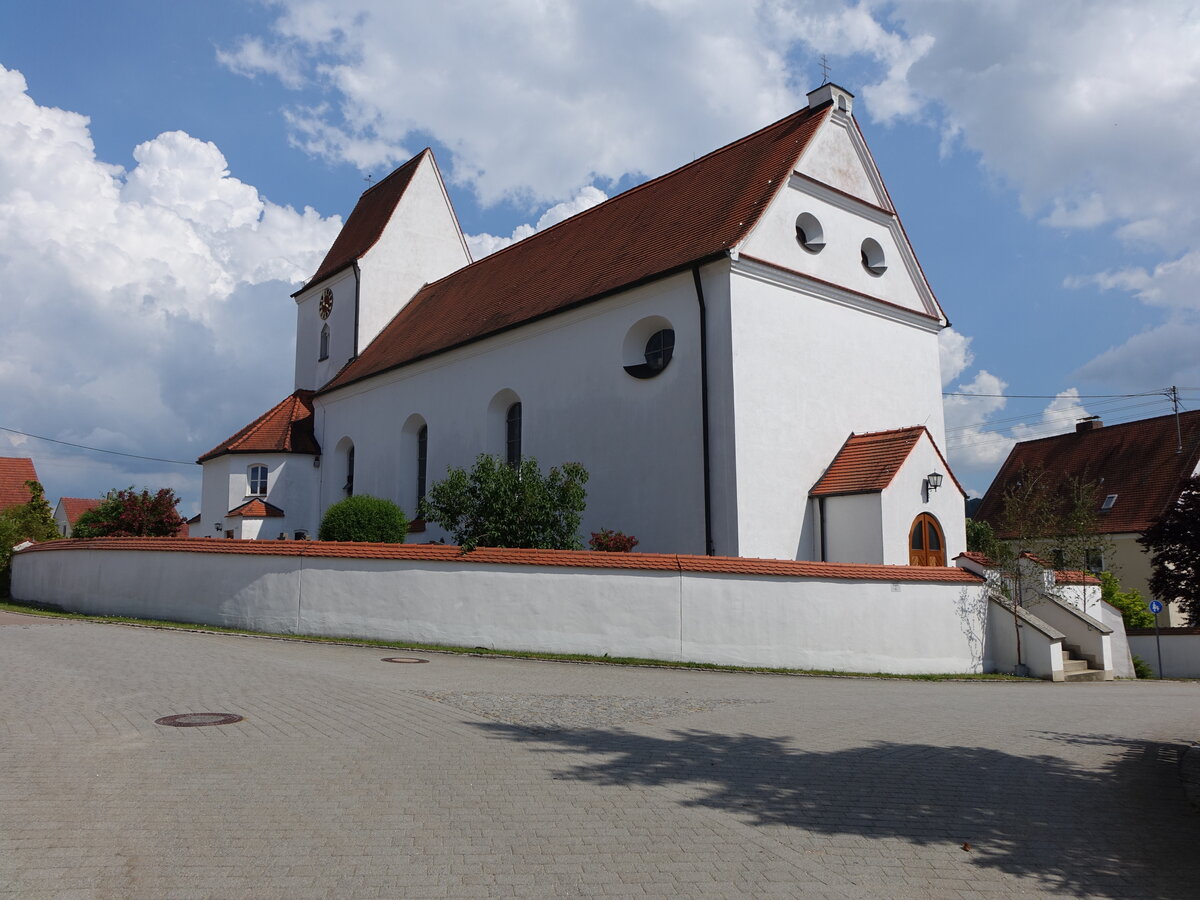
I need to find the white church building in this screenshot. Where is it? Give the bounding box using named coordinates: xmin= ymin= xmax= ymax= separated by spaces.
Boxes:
xmin=197 ymin=83 xmax=966 ymax=567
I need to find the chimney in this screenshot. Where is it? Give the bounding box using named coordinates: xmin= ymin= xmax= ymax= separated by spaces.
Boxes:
xmin=807 ymin=83 xmax=854 ymax=115
xmin=1076 ymin=416 xmax=1103 ymax=433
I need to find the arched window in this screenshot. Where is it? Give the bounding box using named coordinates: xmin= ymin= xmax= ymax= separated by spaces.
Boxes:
xmin=248 ymin=465 xmax=268 ymax=496
xmin=319 ymin=324 xmax=330 ymax=361
xmin=344 ymin=445 xmax=355 ymax=496
xmin=505 ymin=402 xmax=522 ymax=466
xmin=416 ymin=424 xmax=428 ymax=504
xmin=909 ymin=513 xmax=945 ymax=566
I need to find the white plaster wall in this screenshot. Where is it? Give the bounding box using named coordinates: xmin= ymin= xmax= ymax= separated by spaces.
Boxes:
xmin=316 ymin=271 xmax=709 ymax=553
xmin=794 ymin=113 xmax=883 ymax=207
xmin=200 ymin=453 xmax=321 ymax=539
xmin=1099 ymin=600 xmax=1135 ymax=679
xmin=1127 ymin=634 xmax=1200 ymax=679
xmin=821 ymin=493 xmax=882 ymax=564
xmin=12 ymin=545 xmax=989 ymax=675
xmin=294 ymin=268 xmax=357 ymax=391
xmin=1031 ymin=595 xmax=1112 ymax=676
xmin=727 ymin=267 xmax=946 ymax=561
xmin=52 ymin=503 xmax=71 ymax=537
xmin=880 ymin=436 xmax=965 ymax=566
xmin=357 ymin=155 xmax=471 ymax=350
xmin=985 ymin=599 xmax=1064 ymax=680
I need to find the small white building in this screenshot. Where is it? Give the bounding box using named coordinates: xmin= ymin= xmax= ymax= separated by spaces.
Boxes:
xmin=52 ymin=497 xmax=102 ymax=537
xmin=199 ymin=83 xmax=965 ymax=565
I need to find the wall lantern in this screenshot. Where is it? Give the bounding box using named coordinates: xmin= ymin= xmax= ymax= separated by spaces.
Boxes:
xmin=213 ymin=522 xmax=223 ymax=533
xmin=925 ymin=472 xmax=944 ymax=492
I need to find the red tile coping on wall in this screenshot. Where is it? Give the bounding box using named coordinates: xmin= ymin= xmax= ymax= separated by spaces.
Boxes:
xmin=19 ymin=538 xmax=982 ymax=582
xmin=1054 ymin=570 xmax=1100 ymax=586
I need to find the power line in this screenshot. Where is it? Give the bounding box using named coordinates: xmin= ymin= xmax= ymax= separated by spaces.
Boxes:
xmin=941 ymin=390 xmax=1165 ymax=399
xmin=0 ymin=425 xmax=195 ymax=466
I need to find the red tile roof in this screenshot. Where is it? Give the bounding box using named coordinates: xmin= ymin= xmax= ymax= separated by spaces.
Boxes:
xmin=320 ymin=103 xmax=835 ymax=394
xmin=810 ymin=426 xmax=964 ymax=497
xmin=227 ymin=499 xmax=285 ymax=518
xmin=198 ymin=390 xmax=319 ymax=463
xmin=0 ymin=457 xmax=38 ymax=510
xmin=975 ymin=410 xmax=1200 ymax=535
xmin=1055 ymin=570 xmax=1100 ymax=586
xmin=21 ymin=538 xmax=982 ymax=582
xmin=301 ymin=151 xmax=428 ymax=289
xmin=58 ymin=497 xmax=101 ymax=527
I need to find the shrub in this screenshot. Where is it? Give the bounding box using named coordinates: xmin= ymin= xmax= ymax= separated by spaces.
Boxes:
xmin=0 ymin=480 xmax=60 ymax=596
xmin=73 ymin=487 xmax=184 ymax=538
xmin=1132 ymin=655 xmax=1154 ymax=680
xmin=418 ymin=454 xmax=588 ymax=552
xmin=1099 ymin=571 xmax=1153 ymax=629
xmin=319 ymin=494 xmax=409 ymax=542
xmin=589 ymin=529 xmax=639 ymax=552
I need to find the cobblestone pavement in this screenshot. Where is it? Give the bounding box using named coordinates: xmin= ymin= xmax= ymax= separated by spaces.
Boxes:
xmin=2 ymin=613 xmax=1199 ymax=899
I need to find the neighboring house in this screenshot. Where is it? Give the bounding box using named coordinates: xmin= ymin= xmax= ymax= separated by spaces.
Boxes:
xmin=198 ymin=83 xmax=966 ymax=565
xmin=974 ymin=411 xmax=1200 ymax=626
xmin=0 ymin=457 xmax=39 ymax=512
xmin=52 ymin=497 xmax=102 ymax=537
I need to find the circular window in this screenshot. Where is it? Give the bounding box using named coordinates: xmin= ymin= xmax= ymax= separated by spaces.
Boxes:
xmin=795 ymin=213 xmax=825 ymax=253
xmin=861 ymin=238 xmax=887 ymax=276
xmin=623 ymin=317 xmax=675 ymax=379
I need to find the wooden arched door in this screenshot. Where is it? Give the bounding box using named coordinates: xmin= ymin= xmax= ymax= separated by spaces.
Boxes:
xmin=909 ymin=513 xmax=946 ymax=566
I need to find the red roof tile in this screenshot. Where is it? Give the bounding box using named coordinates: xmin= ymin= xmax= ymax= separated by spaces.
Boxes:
xmin=58 ymin=497 xmax=101 ymax=526
xmin=810 ymin=426 xmax=964 ymax=497
xmin=198 ymin=390 xmax=319 ymax=463
xmin=302 ymin=151 xmax=428 ymax=289
xmin=20 ymin=538 xmax=981 ymax=583
xmin=227 ymin=499 xmax=285 ymax=518
xmin=975 ymin=410 xmax=1200 ymax=535
xmin=1054 ymin=570 xmax=1100 ymax=586
xmin=0 ymin=457 xmax=38 ymax=510
xmin=320 ymin=104 xmax=834 ymax=393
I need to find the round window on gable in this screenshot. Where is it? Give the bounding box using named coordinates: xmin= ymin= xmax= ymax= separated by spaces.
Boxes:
xmin=795 ymin=213 xmax=825 ymax=254
xmin=623 ymin=316 xmax=676 ymax=379
xmin=861 ymin=237 xmax=887 ymax=276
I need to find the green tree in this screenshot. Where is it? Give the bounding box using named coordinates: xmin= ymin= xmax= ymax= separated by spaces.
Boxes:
xmin=419 ymin=454 xmax=588 ymax=552
xmin=1098 ymin=571 xmax=1153 ymax=629
xmin=0 ymin=480 xmax=60 ymax=596
xmin=72 ymin=487 xmax=184 ymax=538
xmin=965 ymin=518 xmax=1000 ymax=559
xmin=1139 ymin=475 xmax=1200 ymax=625
xmin=319 ymin=494 xmax=409 ymax=542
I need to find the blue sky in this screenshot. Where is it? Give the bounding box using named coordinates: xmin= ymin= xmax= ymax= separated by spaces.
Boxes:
xmin=2 ymin=0 xmax=1198 ymax=516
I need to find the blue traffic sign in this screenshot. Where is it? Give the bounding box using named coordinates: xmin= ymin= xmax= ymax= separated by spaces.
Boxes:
xmin=1149 ymin=600 xmax=1164 ymax=615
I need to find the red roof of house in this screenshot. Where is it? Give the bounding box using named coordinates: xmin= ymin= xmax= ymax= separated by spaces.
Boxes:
xmin=0 ymin=457 xmax=38 ymax=510
xmin=57 ymin=497 xmax=101 ymax=526
xmin=22 ymin=537 xmax=982 ymax=583
xmin=810 ymin=426 xmax=964 ymax=497
xmin=975 ymin=410 xmax=1200 ymax=536
xmin=198 ymin=390 xmax=320 ymax=463
xmin=227 ymin=498 xmax=285 ymax=518
xmin=319 ymin=102 xmax=837 ymax=394
xmin=302 ymin=150 xmax=428 ymax=289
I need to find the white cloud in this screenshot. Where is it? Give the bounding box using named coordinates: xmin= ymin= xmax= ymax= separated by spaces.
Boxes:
xmin=937 ymin=327 xmax=973 ymax=386
xmin=0 ymin=65 xmax=341 ymax=510
xmin=465 ymin=186 xmax=608 ymax=259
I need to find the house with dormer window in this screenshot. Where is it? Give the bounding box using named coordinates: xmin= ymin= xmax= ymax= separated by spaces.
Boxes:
xmin=198 ymin=84 xmax=966 ymax=566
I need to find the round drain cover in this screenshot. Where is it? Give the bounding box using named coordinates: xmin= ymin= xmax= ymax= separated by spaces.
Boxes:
xmin=381 ymin=657 xmax=429 ymax=664
xmin=155 ymin=713 xmax=244 ymax=727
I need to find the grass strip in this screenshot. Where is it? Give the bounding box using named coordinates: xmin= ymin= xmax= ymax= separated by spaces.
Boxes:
xmin=0 ymin=598 xmax=1028 ymax=681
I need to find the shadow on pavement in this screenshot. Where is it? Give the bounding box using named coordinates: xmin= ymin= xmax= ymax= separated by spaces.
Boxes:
xmin=476 ymin=722 xmax=1200 ymax=898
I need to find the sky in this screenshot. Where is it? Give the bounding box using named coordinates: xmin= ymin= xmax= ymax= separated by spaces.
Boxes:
xmin=2 ymin=0 xmax=1199 ymax=517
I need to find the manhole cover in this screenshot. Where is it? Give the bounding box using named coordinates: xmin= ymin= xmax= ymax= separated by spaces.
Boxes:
xmin=155 ymin=713 xmax=244 ymax=727
xmin=381 ymin=657 xmax=429 ymax=664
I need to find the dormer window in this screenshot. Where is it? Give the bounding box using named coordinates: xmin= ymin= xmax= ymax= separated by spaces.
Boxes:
xmin=248 ymin=465 xmax=268 ymax=496
xmin=1100 ymin=493 xmax=1118 ymax=512
xmin=319 ymin=324 xmax=330 ymax=361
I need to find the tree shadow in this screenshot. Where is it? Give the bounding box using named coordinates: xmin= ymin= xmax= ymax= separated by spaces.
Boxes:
xmin=475 ymin=721 xmax=1199 ymax=898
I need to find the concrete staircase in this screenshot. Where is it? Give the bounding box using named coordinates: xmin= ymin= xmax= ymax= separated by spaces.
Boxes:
xmin=1061 ymin=645 xmax=1106 ymax=682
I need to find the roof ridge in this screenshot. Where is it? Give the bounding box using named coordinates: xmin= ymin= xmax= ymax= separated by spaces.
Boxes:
xmin=1011 ymin=407 xmax=1200 ymax=446
xmin=413 ymin=104 xmax=829 ymax=292
xmin=357 ymin=148 xmax=429 ymax=200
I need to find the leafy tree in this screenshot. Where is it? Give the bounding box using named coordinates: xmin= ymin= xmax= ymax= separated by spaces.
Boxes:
xmin=72 ymin=487 xmax=185 ymax=538
xmin=1098 ymin=571 xmax=1153 ymax=629
xmin=0 ymin=480 xmax=60 ymax=596
xmin=1139 ymin=475 xmax=1200 ymax=625
xmin=589 ymin=529 xmax=639 ymax=552
xmin=965 ymin=518 xmax=1000 ymax=559
xmin=319 ymin=494 xmax=409 ymax=542
xmin=419 ymin=453 xmax=588 ymax=552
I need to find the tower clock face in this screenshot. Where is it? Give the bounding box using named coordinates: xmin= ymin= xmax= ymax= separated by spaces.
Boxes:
xmin=318 ymin=289 xmax=334 ymax=319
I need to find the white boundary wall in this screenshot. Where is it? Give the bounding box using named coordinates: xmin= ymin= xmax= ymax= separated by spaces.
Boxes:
xmin=12 ymin=542 xmax=988 ymax=675
xmin=1128 ymin=632 xmax=1200 ymax=679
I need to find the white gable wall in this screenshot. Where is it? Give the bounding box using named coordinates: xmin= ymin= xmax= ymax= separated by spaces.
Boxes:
xmin=199 ymin=452 xmax=320 ymax=539
xmin=357 ymin=155 xmax=471 ymax=350
xmin=879 ymin=435 xmax=966 ymax=566
xmin=315 ymin=270 xmax=710 ymax=554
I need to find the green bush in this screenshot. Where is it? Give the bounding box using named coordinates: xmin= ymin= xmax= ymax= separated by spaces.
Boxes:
xmin=319 ymin=494 xmax=409 ymax=542
xmin=0 ymin=480 xmax=60 ymax=596
xmin=1099 ymin=571 xmax=1153 ymax=629
xmin=1132 ymin=655 xmax=1154 ymax=679
xmin=418 ymin=453 xmax=588 ymax=552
